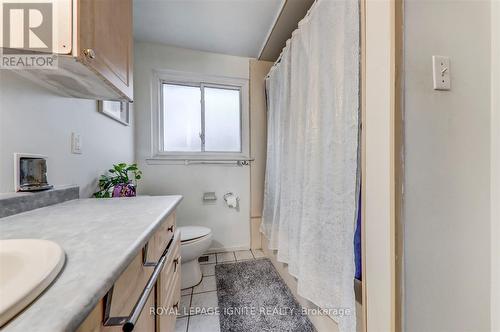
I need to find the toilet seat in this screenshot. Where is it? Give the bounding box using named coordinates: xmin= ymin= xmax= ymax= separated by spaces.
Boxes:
xmin=180 ymin=226 xmax=211 ymax=243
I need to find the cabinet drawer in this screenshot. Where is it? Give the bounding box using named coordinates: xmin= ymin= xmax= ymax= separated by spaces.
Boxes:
xmin=147 ymin=212 xmax=176 ymax=263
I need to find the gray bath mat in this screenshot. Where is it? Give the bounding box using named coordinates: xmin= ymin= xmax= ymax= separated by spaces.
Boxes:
xmin=215 ymin=258 xmax=316 ymax=332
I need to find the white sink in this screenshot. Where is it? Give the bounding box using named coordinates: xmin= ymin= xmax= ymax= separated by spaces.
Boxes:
xmin=0 ymin=239 xmax=65 ymax=327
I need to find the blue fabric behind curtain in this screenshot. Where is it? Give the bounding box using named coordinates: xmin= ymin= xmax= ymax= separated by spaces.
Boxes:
xmin=354 ymin=190 xmax=362 ymax=280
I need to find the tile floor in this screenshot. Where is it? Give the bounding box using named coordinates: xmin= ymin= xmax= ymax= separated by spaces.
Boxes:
xmin=175 ymin=249 xmax=265 ymax=332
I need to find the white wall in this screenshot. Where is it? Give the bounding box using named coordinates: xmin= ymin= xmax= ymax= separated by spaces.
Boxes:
xmin=404 ymin=1 xmax=491 ymax=331
xmin=491 ymin=1 xmax=500 ymax=330
xmin=0 ymin=72 xmax=134 ymax=198
xmin=134 ymin=42 xmax=251 ymax=251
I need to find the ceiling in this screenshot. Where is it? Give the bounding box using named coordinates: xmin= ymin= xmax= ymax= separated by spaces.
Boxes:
xmin=259 ymin=0 xmax=315 ymax=61
xmin=133 ymin=0 xmax=285 ymax=58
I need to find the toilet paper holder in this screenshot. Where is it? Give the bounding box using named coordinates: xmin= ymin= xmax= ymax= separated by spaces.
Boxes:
xmin=203 ymin=192 xmax=217 ymax=202
xmin=223 ymin=192 xmax=239 ymax=209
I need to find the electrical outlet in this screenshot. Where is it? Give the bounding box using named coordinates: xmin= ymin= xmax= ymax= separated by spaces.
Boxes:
xmin=432 ymin=55 xmax=451 ymax=91
xmin=71 ymin=133 xmax=82 ymax=154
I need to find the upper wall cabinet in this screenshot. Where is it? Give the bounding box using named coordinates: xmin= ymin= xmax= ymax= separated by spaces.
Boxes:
xmin=0 ymin=0 xmax=133 ymax=101
xmin=78 ymin=0 xmax=133 ymax=100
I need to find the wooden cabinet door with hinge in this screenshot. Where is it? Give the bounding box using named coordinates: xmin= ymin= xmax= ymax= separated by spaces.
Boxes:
xmin=78 ymin=0 xmax=133 ymax=101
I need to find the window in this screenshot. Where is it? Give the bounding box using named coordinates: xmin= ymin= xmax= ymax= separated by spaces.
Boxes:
xmin=161 ymin=83 xmax=242 ymax=153
xmin=151 ymin=70 xmax=249 ymax=161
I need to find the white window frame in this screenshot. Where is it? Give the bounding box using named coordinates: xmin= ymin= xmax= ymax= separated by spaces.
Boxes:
xmin=150 ymin=69 xmax=250 ymax=161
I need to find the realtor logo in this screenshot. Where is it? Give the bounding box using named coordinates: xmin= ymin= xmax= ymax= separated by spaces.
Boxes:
xmin=1 ymin=2 xmax=57 ymax=69
xmin=3 ymin=3 xmax=52 ymax=52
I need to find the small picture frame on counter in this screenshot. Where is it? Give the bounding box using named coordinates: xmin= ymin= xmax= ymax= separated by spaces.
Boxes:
xmin=98 ymin=100 xmax=130 ymax=126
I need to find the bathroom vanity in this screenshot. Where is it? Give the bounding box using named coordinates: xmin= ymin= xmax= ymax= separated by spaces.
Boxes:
xmin=0 ymin=195 xmax=183 ymax=332
xmin=78 ymin=211 xmax=181 ymax=332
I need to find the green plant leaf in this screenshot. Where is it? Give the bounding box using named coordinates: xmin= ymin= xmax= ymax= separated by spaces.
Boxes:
xmin=95 ymin=162 xmax=142 ymax=198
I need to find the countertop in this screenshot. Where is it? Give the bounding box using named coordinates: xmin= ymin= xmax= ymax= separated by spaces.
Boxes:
xmin=0 ymin=185 xmax=77 ymax=200
xmin=0 ymin=195 xmax=183 ymax=332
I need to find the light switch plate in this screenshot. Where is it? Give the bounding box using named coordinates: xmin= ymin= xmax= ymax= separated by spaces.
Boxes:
xmin=71 ymin=133 xmax=82 ymax=154
xmin=432 ymin=55 xmax=451 ymax=90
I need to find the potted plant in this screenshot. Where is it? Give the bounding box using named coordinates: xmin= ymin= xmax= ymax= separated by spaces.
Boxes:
xmin=93 ymin=163 xmax=142 ymax=198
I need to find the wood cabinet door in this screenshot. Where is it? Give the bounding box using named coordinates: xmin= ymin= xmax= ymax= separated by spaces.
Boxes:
xmin=78 ymin=0 xmax=133 ymax=101
xmin=157 ymin=232 xmax=181 ymax=332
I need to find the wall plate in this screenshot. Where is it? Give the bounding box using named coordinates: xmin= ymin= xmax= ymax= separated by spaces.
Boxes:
xmin=432 ymin=55 xmax=451 ymax=91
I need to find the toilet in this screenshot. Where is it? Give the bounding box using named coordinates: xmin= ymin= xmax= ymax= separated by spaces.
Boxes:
xmin=178 ymin=226 xmax=213 ymax=289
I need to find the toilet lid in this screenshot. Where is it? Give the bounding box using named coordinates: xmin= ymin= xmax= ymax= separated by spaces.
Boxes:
xmin=179 ymin=226 xmax=211 ymax=242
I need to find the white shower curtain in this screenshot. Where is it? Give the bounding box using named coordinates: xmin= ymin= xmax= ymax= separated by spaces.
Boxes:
xmin=261 ymin=1 xmax=360 ymax=331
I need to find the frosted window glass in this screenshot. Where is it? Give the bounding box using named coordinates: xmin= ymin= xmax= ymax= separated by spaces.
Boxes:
xmin=163 ymin=84 xmax=201 ymax=152
xmin=204 ymin=87 xmax=241 ymax=152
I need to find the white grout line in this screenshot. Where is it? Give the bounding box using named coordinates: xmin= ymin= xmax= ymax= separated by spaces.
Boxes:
xmin=192 ymin=289 xmax=218 ymax=296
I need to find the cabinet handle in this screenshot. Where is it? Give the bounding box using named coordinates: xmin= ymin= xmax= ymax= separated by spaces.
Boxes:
xmin=141 ymin=243 xmax=156 ymax=267
xmin=83 ymin=48 xmax=96 ymax=59
xmin=173 ymin=257 xmax=179 ymax=272
xmin=167 ymin=225 xmax=174 ymax=232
